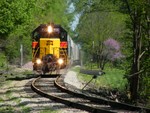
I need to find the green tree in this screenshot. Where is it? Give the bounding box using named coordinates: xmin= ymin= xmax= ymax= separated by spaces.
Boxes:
xmin=0 ymin=0 xmax=36 ymax=63
xmin=122 ymin=0 xmax=150 ymax=102
xmin=71 ymin=0 xmax=150 ymax=105
xmin=0 ymin=0 xmax=72 ymax=64
xmin=72 ymin=0 xmax=126 ymax=69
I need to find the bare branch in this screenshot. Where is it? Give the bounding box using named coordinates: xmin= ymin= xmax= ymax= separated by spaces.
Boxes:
xmin=139 ymin=51 xmax=146 ymax=60
xmin=127 ymin=70 xmax=144 ymax=78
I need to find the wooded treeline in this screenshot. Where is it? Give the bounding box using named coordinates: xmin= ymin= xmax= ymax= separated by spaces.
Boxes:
xmin=0 ymin=0 xmax=72 ymax=65
xmin=71 ymin=0 xmax=150 ymax=104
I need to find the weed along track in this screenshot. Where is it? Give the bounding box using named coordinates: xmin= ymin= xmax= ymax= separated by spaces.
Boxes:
xmin=31 ymin=74 xmax=149 ymax=113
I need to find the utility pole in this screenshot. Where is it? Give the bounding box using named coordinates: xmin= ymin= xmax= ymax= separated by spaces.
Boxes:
xmin=20 ymin=44 xmax=23 ymax=67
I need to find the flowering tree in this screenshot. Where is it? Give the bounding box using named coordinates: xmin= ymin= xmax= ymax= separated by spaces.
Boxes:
xmin=103 ymin=38 xmax=124 ymax=62
xmin=97 ymin=38 xmax=124 ymax=70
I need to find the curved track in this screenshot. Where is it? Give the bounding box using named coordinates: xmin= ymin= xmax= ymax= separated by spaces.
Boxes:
xmin=31 ymin=74 xmax=150 ymax=113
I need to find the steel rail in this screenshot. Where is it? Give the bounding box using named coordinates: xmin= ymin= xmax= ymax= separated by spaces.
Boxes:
xmin=54 ymin=75 xmax=150 ymax=113
xmin=31 ymin=76 xmax=115 ymax=113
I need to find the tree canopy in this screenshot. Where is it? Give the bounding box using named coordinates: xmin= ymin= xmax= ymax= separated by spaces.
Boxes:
xmin=0 ymin=0 xmax=72 ymax=64
xmin=71 ymin=0 xmax=150 ymax=103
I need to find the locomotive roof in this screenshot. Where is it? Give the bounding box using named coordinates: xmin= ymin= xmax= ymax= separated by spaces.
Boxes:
xmin=31 ymin=24 xmax=67 ymax=40
xmin=33 ymin=24 xmax=67 ymax=32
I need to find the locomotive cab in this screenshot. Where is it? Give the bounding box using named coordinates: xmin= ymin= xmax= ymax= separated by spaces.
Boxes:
xmin=32 ymin=23 xmax=68 ymax=74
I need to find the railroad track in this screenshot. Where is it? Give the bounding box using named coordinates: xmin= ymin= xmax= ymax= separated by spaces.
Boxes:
xmin=31 ymin=74 xmax=150 ymax=113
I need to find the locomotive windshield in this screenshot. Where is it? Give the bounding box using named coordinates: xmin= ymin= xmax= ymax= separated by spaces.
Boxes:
xmin=32 ymin=24 xmax=67 ymax=41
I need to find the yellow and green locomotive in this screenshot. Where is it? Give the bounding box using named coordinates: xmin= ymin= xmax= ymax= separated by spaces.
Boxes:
xmin=31 ymin=23 xmax=68 ymax=74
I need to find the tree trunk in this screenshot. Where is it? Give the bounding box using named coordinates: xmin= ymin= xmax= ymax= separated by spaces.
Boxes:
xmin=130 ymin=11 xmax=141 ymax=101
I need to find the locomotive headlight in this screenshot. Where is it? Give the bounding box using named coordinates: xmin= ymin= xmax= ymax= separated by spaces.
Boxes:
xmin=58 ymin=58 xmax=63 ymax=65
xmin=47 ymin=25 xmax=53 ymax=33
xmin=36 ymin=59 xmax=42 ymax=64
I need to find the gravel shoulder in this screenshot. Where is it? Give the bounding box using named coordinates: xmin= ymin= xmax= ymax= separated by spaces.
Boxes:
xmin=0 ymin=63 xmax=88 ymax=113
xmin=64 ymin=70 xmax=85 ymax=89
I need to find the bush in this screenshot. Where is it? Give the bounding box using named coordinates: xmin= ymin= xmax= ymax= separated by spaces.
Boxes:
xmin=0 ymin=53 xmax=7 ymax=68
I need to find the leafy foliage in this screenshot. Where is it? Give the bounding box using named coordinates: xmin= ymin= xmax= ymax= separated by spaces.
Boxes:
xmin=121 ymin=0 xmax=150 ymax=101
xmin=72 ymin=0 xmax=150 ymax=103
xmin=0 ymin=0 xmax=72 ymax=64
xmin=72 ymin=0 xmax=126 ymax=70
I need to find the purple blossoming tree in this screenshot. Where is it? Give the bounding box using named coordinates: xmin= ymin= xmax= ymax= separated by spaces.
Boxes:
xmin=103 ymin=38 xmax=124 ymax=61
xmin=97 ymin=38 xmax=124 ymax=70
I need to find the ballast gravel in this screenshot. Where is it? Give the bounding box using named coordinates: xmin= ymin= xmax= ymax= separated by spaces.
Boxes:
xmin=64 ymin=71 xmax=84 ymax=89
xmin=0 ymin=62 xmax=88 ymax=113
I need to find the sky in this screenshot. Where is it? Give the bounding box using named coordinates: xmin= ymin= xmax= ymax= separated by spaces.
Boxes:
xmin=68 ymin=2 xmax=80 ymax=31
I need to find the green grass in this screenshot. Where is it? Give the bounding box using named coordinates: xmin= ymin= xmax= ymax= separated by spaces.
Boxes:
xmin=0 ymin=53 xmax=7 ymax=68
xmin=71 ymin=66 xmax=80 ymax=72
xmin=96 ymin=68 xmax=127 ymax=90
xmin=40 ymin=107 xmax=57 ymax=113
xmin=0 ymin=97 xmax=4 ymax=102
xmin=15 ymin=98 xmax=21 ymax=104
xmin=0 ymin=106 xmax=15 ymax=113
xmin=0 ymin=106 xmax=29 ymax=113
xmin=0 ymin=80 xmax=12 ymax=88
xmin=22 ymin=70 xmax=33 ymax=75
xmin=22 ymin=106 xmax=31 ymax=112
xmin=72 ymin=66 xmax=127 ymax=91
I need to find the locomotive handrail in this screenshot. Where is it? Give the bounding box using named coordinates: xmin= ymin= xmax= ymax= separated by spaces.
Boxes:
xmin=33 ymin=47 xmax=40 ymax=59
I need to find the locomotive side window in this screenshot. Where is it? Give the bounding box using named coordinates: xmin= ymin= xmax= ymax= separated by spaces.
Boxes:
xmin=60 ymin=31 xmax=67 ymax=41
xmin=33 ymin=32 xmax=40 ymax=41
